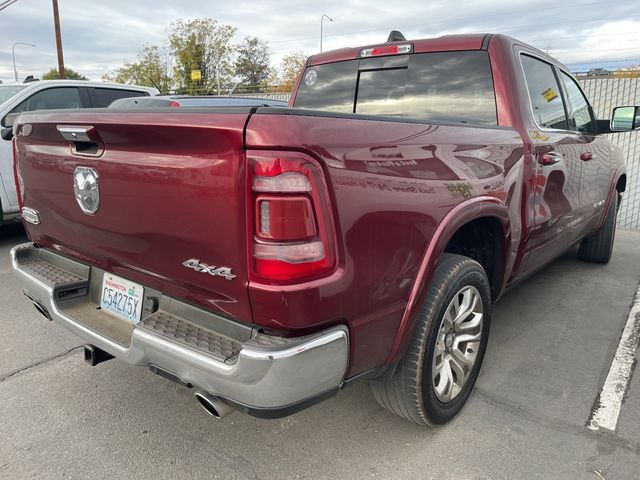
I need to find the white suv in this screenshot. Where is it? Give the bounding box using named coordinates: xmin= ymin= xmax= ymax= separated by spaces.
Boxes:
xmin=0 ymin=80 xmax=158 ymax=225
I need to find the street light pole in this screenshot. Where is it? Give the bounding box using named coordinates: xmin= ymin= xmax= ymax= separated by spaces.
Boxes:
xmin=320 ymin=13 xmax=333 ymax=53
xmin=12 ymin=42 xmax=36 ymax=82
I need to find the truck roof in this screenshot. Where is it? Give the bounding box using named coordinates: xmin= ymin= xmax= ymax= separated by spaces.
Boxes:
xmin=307 ymin=33 xmax=567 ymax=71
xmin=308 ymin=33 xmax=488 ymax=66
xmin=1 ymin=79 xmax=157 ymax=90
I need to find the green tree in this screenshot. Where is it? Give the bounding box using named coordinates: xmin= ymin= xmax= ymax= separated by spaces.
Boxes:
xmin=42 ymin=67 xmax=87 ymax=80
xmin=102 ymin=45 xmax=173 ymax=92
xmin=234 ymin=36 xmax=271 ymax=92
xmin=169 ymin=18 xmax=236 ymax=95
xmin=271 ymin=51 xmax=307 ymax=92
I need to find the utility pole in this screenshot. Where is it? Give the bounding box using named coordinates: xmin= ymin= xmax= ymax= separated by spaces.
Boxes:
xmin=52 ymin=0 xmax=65 ymax=79
xmin=320 ymin=14 xmax=333 ymax=53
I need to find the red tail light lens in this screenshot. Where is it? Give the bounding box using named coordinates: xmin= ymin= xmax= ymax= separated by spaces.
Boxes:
xmin=360 ymin=44 xmax=412 ymax=57
xmin=168 ymin=100 xmax=181 ymax=108
xmin=248 ymin=151 xmax=336 ymax=282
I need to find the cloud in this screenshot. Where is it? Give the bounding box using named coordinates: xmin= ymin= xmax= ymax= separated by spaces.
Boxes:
xmin=0 ymin=0 xmax=638 ymax=82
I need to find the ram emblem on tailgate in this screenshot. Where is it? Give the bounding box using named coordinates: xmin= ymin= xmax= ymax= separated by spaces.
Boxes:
xmin=73 ymin=166 xmax=100 ymax=215
xmin=182 ymin=259 xmax=236 ymax=280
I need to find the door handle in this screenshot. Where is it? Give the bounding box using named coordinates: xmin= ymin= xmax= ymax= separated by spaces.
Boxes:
xmin=580 ymin=151 xmax=593 ymax=161
xmin=538 ymin=153 xmax=562 ymax=166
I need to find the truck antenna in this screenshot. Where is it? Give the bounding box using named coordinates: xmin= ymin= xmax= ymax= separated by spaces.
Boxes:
xmin=148 ymin=77 xmax=163 ymax=95
xmin=387 ymin=30 xmax=406 ymax=42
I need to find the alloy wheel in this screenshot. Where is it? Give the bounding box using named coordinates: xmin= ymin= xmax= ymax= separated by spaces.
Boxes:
xmin=432 ymin=285 xmax=484 ymax=402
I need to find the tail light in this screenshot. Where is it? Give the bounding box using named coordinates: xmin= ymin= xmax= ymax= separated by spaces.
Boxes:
xmin=360 ymin=44 xmax=412 ymax=57
xmin=12 ymin=137 xmax=24 ymax=209
xmin=168 ymin=100 xmax=181 ymax=108
xmin=248 ymin=151 xmax=337 ymax=282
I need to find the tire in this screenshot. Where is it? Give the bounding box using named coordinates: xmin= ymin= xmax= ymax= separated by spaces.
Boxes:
xmin=371 ymin=253 xmax=491 ymax=425
xmin=578 ymin=193 xmax=618 ymax=264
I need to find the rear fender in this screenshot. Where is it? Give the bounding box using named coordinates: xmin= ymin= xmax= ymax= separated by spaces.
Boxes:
xmin=599 ymin=165 xmax=626 ymax=229
xmin=384 ymin=196 xmax=510 ymax=364
xmin=588 ymin=165 xmax=626 ymax=237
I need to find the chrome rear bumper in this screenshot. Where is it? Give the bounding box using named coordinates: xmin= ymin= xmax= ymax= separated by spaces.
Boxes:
xmin=10 ymin=243 xmax=349 ymax=413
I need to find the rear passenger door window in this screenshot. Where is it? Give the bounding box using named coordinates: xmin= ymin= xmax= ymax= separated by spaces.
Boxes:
xmin=11 ymin=87 xmax=82 ymax=113
xmin=558 ymin=72 xmax=595 ymax=134
xmin=88 ymin=88 xmax=147 ymax=108
xmin=520 ymin=55 xmax=568 ymax=130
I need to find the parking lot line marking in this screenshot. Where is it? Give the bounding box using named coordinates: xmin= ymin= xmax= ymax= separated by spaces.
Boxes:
xmin=588 ymin=282 xmax=640 ymax=432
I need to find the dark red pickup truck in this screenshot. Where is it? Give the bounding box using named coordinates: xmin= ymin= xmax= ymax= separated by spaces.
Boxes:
xmin=9 ymin=33 xmax=639 ymax=425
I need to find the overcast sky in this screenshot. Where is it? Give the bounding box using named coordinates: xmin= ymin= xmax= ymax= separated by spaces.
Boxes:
xmin=0 ymin=0 xmax=639 ymax=82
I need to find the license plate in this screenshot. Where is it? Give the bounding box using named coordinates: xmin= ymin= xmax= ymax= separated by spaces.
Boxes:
xmin=100 ymin=273 xmax=144 ymax=324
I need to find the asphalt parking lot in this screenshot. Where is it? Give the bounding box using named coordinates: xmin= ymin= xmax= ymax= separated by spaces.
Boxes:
xmin=1 ymin=224 xmax=640 ymax=480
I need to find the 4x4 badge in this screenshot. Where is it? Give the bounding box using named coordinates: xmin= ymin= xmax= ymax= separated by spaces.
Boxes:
xmin=182 ymin=259 xmax=236 ymax=280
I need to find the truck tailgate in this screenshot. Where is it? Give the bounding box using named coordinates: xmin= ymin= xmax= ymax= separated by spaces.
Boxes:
xmin=15 ymin=109 xmax=252 ymax=323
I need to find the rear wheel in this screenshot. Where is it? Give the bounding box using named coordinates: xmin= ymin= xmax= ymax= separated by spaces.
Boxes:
xmin=578 ymin=193 xmax=618 ymax=263
xmin=371 ymin=253 xmax=491 ymax=425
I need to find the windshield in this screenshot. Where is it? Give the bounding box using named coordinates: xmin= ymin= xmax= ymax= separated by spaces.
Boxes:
xmin=0 ymin=85 xmax=27 ymax=106
xmin=294 ymin=51 xmax=497 ymax=125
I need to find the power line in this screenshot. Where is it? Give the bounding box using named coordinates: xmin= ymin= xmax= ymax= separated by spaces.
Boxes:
xmin=489 ymin=15 xmax=640 ymax=35
xmin=551 ymin=47 xmax=640 ymax=54
xmin=568 ymin=59 xmax=639 ymax=65
xmin=526 ymin=32 xmax=640 ymax=43
xmin=0 ymin=0 xmax=19 ymax=12
xmin=266 ymin=15 xmax=640 ymax=57
xmin=267 ymin=0 xmax=627 ymax=46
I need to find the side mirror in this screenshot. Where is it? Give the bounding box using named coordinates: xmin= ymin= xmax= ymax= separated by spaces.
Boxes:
xmin=0 ymin=113 xmax=19 ymax=141
xmin=611 ymin=106 xmax=640 ymax=132
xmin=1 ymin=112 xmax=19 ymax=128
xmin=0 ymin=128 xmax=12 ymax=141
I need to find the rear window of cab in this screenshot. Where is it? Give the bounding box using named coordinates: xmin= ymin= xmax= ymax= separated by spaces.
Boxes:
xmin=294 ymin=51 xmax=497 ymax=126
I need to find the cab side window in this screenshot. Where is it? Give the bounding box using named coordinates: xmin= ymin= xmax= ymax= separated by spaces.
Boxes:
xmin=520 ymin=54 xmax=568 ymax=130
xmin=88 ymin=88 xmax=147 ymax=108
xmin=559 ymin=72 xmax=595 ymax=134
xmin=11 ymin=87 xmax=82 ymax=113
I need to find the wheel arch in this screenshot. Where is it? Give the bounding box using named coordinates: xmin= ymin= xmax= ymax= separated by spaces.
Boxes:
xmin=384 ymin=196 xmax=510 ymax=364
xmin=443 ymin=216 xmax=506 ymax=301
xmin=616 ymin=173 xmax=626 ymax=193
xmin=594 ymin=167 xmax=626 ymax=232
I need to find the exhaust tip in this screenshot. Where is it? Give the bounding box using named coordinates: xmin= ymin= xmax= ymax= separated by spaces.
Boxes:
xmin=195 ymin=391 xmax=235 ymax=419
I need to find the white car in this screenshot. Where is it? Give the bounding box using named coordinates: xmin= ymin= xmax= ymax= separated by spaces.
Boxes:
xmin=0 ymin=80 xmax=158 ymax=225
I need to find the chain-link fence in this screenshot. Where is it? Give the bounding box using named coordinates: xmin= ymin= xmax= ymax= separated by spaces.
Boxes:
xmin=579 ymin=76 xmax=639 ymax=229
xmin=230 ymin=92 xmax=291 ymax=102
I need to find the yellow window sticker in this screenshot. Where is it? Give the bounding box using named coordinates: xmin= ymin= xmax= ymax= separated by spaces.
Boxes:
xmin=542 ymin=88 xmax=558 ymax=102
